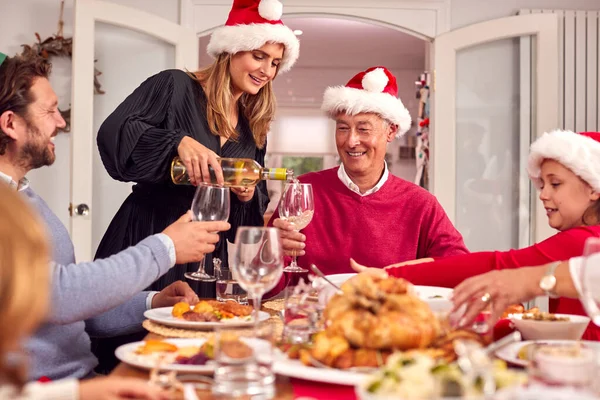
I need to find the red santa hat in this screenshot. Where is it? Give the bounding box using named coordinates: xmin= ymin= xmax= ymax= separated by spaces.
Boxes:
xmin=321 ymin=66 xmax=412 ymax=138
xmin=207 ymin=0 xmax=300 ymax=73
xmin=527 ymin=130 xmax=600 ymax=192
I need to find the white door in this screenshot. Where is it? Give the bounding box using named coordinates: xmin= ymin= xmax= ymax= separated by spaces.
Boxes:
xmin=71 ymin=0 xmax=199 ymax=262
xmin=431 ymin=13 xmax=559 ymax=251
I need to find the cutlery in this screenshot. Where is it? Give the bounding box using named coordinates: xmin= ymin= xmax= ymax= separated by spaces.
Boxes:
xmin=484 ymin=331 xmax=521 ymax=356
xmin=309 ymin=264 xmax=343 ymax=294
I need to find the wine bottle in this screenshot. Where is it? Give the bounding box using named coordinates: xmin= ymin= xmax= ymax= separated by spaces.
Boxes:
xmin=171 ymin=156 xmax=294 ymax=186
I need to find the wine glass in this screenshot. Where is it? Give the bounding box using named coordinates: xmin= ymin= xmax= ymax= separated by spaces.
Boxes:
xmin=184 ymin=183 xmax=230 ymax=282
xmin=231 ymin=227 xmax=284 ymax=331
xmin=577 ymin=237 xmax=600 ymax=325
xmin=278 ymin=182 xmax=314 ymax=273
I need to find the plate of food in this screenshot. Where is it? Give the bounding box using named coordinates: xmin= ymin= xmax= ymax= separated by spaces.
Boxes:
xmin=115 ymin=338 xmax=214 ymax=373
xmin=355 ymin=352 xmax=526 ymax=400
xmin=494 ymin=340 xmax=600 ymax=368
xmin=508 ymin=311 xmax=590 ymax=340
xmin=274 ymin=274 xmax=485 ymax=385
xmin=143 ymin=300 xmax=270 ymax=330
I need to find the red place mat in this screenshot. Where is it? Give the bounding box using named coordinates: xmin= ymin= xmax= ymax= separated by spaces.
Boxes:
xmin=291 ymin=378 xmax=357 ymax=400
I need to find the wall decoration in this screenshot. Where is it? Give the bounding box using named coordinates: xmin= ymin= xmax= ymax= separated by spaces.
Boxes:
xmin=19 ymin=0 xmax=105 ymax=132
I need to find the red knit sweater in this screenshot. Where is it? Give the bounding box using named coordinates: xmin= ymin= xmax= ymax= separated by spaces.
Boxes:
xmin=387 ymin=225 xmax=600 ymax=340
xmin=267 ymin=167 xmax=468 ymax=295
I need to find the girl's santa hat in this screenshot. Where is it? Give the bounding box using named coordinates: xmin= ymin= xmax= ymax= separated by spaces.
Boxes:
xmin=321 ymin=66 xmax=412 ymax=138
xmin=528 ymin=130 xmax=600 ymax=192
xmin=207 ymin=0 xmax=299 ymax=73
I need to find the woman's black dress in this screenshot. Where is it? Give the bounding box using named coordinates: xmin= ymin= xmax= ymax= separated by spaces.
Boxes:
xmin=91 ymin=69 xmax=269 ymax=372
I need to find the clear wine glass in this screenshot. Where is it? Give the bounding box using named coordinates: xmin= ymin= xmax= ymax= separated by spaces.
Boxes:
xmin=231 ymin=227 xmax=284 ymax=332
xmin=184 ymin=183 xmax=230 ymax=282
xmin=278 ymin=182 xmax=314 ymax=273
xmin=577 ymin=237 xmax=600 ymax=325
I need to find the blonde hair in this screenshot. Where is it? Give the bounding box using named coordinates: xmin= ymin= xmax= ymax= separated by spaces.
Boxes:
xmin=0 ymin=185 xmax=49 ymax=387
xmin=189 ymin=53 xmax=277 ymax=149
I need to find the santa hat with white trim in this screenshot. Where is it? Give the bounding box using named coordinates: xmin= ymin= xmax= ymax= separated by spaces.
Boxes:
xmin=321 ymin=66 xmax=412 ymax=138
xmin=207 ymin=0 xmax=299 ymax=73
xmin=527 ymin=130 xmax=600 ymax=192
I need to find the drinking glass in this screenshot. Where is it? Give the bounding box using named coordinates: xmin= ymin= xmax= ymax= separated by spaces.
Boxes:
xmin=212 ymin=323 xmax=276 ymax=399
xmin=526 ymin=342 xmax=597 ymax=390
xmin=215 ymin=259 xmax=248 ymax=305
xmin=184 ymin=183 xmax=230 ymax=282
xmin=282 ymin=279 xmax=325 ymax=344
xmin=278 ymin=182 xmax=314 ymax=273
xmin=231 ymin=227 xmax=284 ymax=332
xmin=578 ymin=237 xmax=600 ymax=326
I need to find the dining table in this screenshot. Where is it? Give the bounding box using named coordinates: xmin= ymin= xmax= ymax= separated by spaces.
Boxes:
xmin=109 ymin=298 xmax=361 ymax=400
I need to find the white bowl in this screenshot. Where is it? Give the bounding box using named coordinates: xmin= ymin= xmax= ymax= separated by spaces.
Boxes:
xmin=510 ymin=313 xmax=590 ymax=340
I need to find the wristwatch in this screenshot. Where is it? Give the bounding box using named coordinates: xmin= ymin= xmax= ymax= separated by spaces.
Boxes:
xmin=539 ymin=261 xmax=560 ymax=298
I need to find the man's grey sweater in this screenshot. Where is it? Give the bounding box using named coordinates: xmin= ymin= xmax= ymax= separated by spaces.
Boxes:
xmin=22 ymin=187 xmax=172 ymax=380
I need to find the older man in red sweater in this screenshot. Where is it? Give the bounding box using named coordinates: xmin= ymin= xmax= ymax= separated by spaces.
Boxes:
xmin=269 ymin=66 xmax=467 ymax=283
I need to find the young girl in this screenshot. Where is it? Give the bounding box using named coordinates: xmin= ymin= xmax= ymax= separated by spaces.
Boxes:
xmin=95 ymin=0 xmax=300 ymax=294
xmin=356 ymin=130 xmax=600 ymax=340
xmin=0 ymin=185 xmax=167 ymax=400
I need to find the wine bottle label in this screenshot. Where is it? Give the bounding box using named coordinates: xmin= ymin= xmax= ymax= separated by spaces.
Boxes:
xmin=268 ymin=168 xmax=288 ymax=180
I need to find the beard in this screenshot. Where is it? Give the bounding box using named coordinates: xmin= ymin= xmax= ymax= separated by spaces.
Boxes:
xmin=17 ymin=119 xmax=56 ymax=170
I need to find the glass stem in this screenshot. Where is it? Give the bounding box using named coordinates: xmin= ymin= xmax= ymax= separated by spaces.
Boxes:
xmin=196 ymin=258 xmax=206 ymax=276
xmin=253 ymin=293 xmax=263 ymax=333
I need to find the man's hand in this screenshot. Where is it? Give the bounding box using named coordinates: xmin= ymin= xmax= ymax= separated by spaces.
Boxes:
xmin=162 ymin=211 xmax=230 ymax=264
xmin=152 ymin=281 xmax=199 ymax=309
xmin=79 ymin=377 xmax=169 ymax=400
xmin=272 ymin=217 xmax=305 ymax=257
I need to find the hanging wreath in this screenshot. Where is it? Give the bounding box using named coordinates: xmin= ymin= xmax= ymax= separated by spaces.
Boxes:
xmin=19 ymin=1 xmax=105 ymax=133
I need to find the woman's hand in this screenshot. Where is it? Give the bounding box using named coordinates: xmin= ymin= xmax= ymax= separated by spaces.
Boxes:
xmin=177 ymin=136 xmax=223 ymax=186
xmin=231 ymin=186 xmax=255 ymax=202
xmin=451 ymin=268 xmax=543 ymax=327
xmin=386 ymin=258 xmax=434 ymax=268
xmin=350 ymin=258 xmax=388 ymax=279
xmin=272 ymin=217 xmax=305 ymax=257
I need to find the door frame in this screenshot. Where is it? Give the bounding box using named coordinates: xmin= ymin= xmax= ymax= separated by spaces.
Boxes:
xmin=71 ymin=0 xmax=199 ymax=261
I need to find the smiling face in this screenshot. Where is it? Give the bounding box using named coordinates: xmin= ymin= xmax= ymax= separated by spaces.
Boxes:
xmin=15 ymin=77 xmax=65 ymax=170
xmin=334 ymin=112 xmax=398 ymax=184
xmin=229 ymin=43 xmax=284 ymax=96
xmin=538 ymin=159 xmax=600 ymax=231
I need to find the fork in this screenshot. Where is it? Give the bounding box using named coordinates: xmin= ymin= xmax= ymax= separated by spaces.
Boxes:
xmin=309 ymin=264 xmax=343 ymax=294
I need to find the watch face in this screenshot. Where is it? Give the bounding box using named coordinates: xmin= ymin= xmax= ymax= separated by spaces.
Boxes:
xmin=540 ymin=275 xmax=557 ymax=291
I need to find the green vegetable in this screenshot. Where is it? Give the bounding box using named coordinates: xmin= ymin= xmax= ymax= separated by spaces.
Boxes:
xmin=367 ymin=380 xmax=382 ymax=393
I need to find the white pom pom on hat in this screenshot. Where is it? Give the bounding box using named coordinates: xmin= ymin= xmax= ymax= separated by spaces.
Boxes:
xmin=258 ymin=0 xmax=283 ymax=21
xmin=362 ymin=68 xmax=389 ymax=93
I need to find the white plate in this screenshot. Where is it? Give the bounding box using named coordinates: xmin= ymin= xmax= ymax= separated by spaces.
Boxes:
xmin=144 ymin=307 xmax=270 ymax=330
xmin=115 ymin=338 xmax=213 ymax=373
xmin=494 ymin=340 xmax=600 ymax=368
xmin=272 ymin=349 xmax=368 ymax=386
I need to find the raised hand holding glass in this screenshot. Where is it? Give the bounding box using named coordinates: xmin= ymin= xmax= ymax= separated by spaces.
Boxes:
xmin=184 ymin=183 xmax=230 ymax=282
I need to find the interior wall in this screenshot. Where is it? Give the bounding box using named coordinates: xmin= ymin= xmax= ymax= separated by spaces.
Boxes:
xmin=450 ymin=0 xmax=600 ymax=29
xmin=0 ymin=0 xmax=179 ymax=255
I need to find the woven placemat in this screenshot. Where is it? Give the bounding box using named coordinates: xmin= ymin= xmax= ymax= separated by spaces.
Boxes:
xmin=143 ymin=300 xmax=285 ymax=339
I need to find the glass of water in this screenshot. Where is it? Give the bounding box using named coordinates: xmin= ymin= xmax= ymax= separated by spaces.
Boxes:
xmin=214 ymin=259 xmax=248 ymax=305
xmin=212 ymin=323 xmax=276 ymax=399
xmin=282 ymin=278 xmax=325 ymax=344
